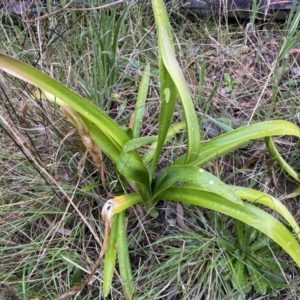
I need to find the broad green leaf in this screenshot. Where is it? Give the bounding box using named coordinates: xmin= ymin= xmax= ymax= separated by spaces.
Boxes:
xmin=157 ymin=25 xmax=200 ymax=164
xmin=117 ymin=211 xmax=134 ymax=300
xmin=117 ymin=151 xmax=151 ymax=196
xmin=151 ymin=56 xmax=177 ymax=173
xmin=152 ymin=0 xmax=200 ymax=166
xmin=112 ymin=193 xmax=143 ymax=215
xmin=232 ymin=186 xmax=300 ymax=238
xmin=174 ymin=120 xmax=300 ymax=167
xmin=152 ymin=0 xmax=173 ymax=39
xmin=157 ymin=187 xmax=300 ymax=267
xmin=0 ymin=53 xmax=142 ymax=163
xmin=150 ymin=76 xmax=177 ymax=173
xmin=103 ymin=215 xmax=119 ymax=297
xmin=153 ymin=165 xmax=241 ymax=203
xmin=150 ymin=0 xmax=177 ymax=172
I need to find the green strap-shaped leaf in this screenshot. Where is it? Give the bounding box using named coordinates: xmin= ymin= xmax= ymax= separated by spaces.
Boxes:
xmin=150 ymin=50 xmax=177 ymax=172
xmin=117 ymin=150 xmax=151 ymax=197
xmin=117 ymin=211 xmax=134 ymax=300
xmin=157 ymin=187 xmax=300 ymax=267
xmin=174 ymin=120 xmax=300 ymax=167
xmin=103 ymin=215 xmax=119 ymax=297
xmin=265 ymin=136 xmax=300 ymax=182
xmin=150 ymin=74 xmax=177 ymax=173
xmin=231 ymin=186 xmax=300 ymax=239
xmin=0 ymin=53 xmax=143 ymax=164
xmin=153 ymin=165 xmax=241 ymax=203
xmin=150 ymin=0 xmax=177 ymax=173
xmin=152 ymin=0 xmax=200 ymax=166
xmin=112 ymin=193 xmax=143 ymax=215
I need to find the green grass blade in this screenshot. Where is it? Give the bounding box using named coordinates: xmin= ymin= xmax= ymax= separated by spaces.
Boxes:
xmin=117 ymin=211 xmax=134 ymax=299
xmin=174 ymin=120 xmax=300 ymax=167
xmin=132 ymin=63 xmax=151 ymax=138
xmin=232 ymin=186 xmax=300 ymax=238
xmin=278 ymin=2 xmax=300 ymax=61
xmin=112 ymin=5 xmax=131 ymax=59
xmin=109 ymin=5 xmax=131 ymax=88
xmin=265 ymin=136 xmax=300 ymax=182
xmin=157 ymin=187 xmax=300 ymax=267
xmin=103 ymin=215 xmax=119 ymax=297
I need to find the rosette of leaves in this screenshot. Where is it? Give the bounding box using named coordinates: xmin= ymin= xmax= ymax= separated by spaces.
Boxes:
xmin=218 ymin=220 xmax=288 ymax=296
xmin=1 ymin=0 xmax=300 ymax=298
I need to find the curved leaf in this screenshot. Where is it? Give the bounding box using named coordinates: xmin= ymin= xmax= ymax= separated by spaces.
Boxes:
xmin=112 ymin=193 xmax=144 ymax=215
xmin=152 ymin=0 xmax=200 ymax=165
xmin=0 ymin=53 xmax=143 ymax=164
xmin=117 ymin=151 xmax=151 ymax=196
xmin=232 ymin=186 xmax=300 ymax=238
xmin=103 ymin=215 xmax=119 ymax=297
xmin=117 ymin=211 xmax=134 ymax=300
xmin=173 ymin=120 xmax=300 ymax=167
xmin=150 ymin=0 xmax=177 ymax=172
xmin=265 ymin=136 xmax=300 ymax=182
xmin=153 ymin=165 xmax=241 ymax=204
xmin=157 ymin=187 xmax=300 ymax=267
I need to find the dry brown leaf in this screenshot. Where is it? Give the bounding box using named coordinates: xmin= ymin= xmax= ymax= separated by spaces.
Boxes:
xmin=60 ymin=105 xmax=106 ymax=185
xmin=176 ymin=203 xmax=188 ymax=230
